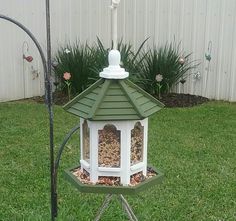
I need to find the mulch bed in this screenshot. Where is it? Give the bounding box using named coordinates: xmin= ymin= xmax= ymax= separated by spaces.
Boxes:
xmin=27 ymin=91 xmax=209 ymax=108
xmin=158 ymin=93 xmax=209 ymax=108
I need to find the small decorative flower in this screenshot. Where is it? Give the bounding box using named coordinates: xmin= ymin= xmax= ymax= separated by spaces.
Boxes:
xmin=179 ymin=57 xmax=185 ymax=65
xmin=64 ymin=48 xmax=71 ymax=54
xmin=63 ymin=72 xmax=71 ymax=80
xmin=155 ymin=74 xmax=163 ymax=82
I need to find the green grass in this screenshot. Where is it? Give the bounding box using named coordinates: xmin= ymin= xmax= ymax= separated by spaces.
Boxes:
xmin=0 ymin=101 xmax=236 ymax=221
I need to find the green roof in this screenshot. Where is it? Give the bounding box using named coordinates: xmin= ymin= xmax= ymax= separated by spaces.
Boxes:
xmin=63 ymin=78 xmax=164 ymax=121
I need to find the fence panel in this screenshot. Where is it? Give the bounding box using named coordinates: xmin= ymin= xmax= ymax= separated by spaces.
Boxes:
xmin=0 ymin=0 xmax=235 ymax=101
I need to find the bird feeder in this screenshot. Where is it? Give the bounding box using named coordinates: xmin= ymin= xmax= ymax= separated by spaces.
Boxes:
xmin=63 ymin=49 xmax=164 ymax=191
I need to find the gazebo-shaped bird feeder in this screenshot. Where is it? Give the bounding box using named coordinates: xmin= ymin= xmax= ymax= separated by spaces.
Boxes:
xmin=63 ymin=1 xmax=164 ymax=219
xmin=63 ymin=49 xmax=164 ymax=195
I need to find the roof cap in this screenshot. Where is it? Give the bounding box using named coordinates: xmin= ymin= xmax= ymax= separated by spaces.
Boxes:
xmin=99 ymin=50 xmax=129 ymax=79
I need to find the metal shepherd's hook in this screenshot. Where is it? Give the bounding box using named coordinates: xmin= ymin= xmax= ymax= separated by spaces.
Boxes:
xmin=0 ymin=0 xmax=55 ymax=220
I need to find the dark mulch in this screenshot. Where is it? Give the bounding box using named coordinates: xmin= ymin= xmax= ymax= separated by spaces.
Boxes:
xmin=53 ymin=91 xmax=69 ymax=105
xmin=158 ymin=93 xmax=209 ymax=108
xmin=29 ymin=91 xmax=69 ymax=105
xmin=28 ymin=92 xmax=209 ymax=108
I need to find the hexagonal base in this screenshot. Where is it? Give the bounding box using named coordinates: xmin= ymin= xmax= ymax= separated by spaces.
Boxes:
xmin=64 ymin=164 xmax=164 ymax=195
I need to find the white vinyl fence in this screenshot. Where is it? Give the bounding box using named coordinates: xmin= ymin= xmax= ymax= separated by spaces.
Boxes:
xmin=0 ymin=0 xmax=236 ymax=102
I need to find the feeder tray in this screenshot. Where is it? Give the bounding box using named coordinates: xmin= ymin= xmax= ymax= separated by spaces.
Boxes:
xmin=64 ymin=164 xmax=164 ymax=195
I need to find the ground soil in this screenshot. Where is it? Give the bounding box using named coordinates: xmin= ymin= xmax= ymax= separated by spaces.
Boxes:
xmin=158 ymin=93 xmax=209 ymax=108
xmin=27 ymin=91 xmax=209 ymax=108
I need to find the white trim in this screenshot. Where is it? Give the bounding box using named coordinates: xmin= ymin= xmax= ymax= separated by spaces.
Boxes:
xmin=97 ymin=171 xmax=121 ymax=177
xmin=130 ymin=162 xmax=144 ymax=171
xmin=98 ymin=167 xmax=121 ymax=172
xmin=80 ymin=159 xmax=90 ymax=170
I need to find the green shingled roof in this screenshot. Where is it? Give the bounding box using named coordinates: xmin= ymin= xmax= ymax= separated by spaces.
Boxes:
xmin=63 ymin=78 xmax=164 ymax=121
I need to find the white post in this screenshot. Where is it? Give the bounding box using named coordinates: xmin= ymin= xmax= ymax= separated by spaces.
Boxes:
xmin=142 ymin=118 xmax=148 ymax=176
xmin=90 ymin=124 xmax=98 ymax=183
xmin=120 ymin=122 xmax=131 ymax=185
xmin=80 ymin=118 xmax=84 ymax=171
xmin=111 ymin=0 xmax=120 ymax=50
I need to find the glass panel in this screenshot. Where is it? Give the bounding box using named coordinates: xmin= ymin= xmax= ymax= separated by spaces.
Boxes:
xmin=131 ymin=122 xmax=144 ymax=165
xmin=82 ymin=120 xmax=90 ymax=162
xmin=98 ymin=124 xmax=120 ymax=167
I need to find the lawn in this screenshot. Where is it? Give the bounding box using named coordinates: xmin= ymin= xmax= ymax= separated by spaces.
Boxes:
xmin=0 ymin=101 xmax=236 ymax=221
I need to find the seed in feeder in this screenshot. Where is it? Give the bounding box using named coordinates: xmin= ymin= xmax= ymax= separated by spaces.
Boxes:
xmin=98 ymin=124 xmax=121 ymax=167
xmin=82 ymin=120 xmax=90 ymax=161
xmin=97 ymin=176 xmax=121 ymax=186
xmin=72 ymin=167 xmax=157 ymax=186
xmin=131 ymin=122 xmax=144 ymax=165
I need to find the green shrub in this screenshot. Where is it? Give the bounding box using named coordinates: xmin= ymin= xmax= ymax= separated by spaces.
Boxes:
xmin=136 ymin=42 xmax=199 ymax=96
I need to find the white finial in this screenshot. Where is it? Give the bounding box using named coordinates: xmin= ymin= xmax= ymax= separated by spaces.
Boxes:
xmin=108 ymin=49 xmax=120 ymax=66
xmin=99 ymin=50 xmax=129 ymax=79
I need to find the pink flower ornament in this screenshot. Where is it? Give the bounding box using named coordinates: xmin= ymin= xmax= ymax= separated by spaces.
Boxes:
xmin=63 ymin=72 xmax=71 ymax=81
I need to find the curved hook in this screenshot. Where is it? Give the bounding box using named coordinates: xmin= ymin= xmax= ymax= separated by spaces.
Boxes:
xmin=110 ymin=0 xmax=120 ymax=9
xmin=22 ymin=41 xmax=29 ymax=55
xmin=54 ymin=124 xmax=80 ymax=177
xmin=207 ymin=41 xmax=212 ymax=55
xmin=22 ymin=41 xmax=34 ymax=62
xmin=205 ymin=41 xmax=212 ymax=62
xmin=0 ymin=15 xmax=47 ymax=77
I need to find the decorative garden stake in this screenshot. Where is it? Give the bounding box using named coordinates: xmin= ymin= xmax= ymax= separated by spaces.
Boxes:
xmin=63 ymin=72 xmax=72 ymax=100
xmin=179 ymin=56 xmax=186 ymax=95
xmin=155 ymin=74 xmax=163 ymax=99
xmin=59 ymin=1 xmax=165 ymax=220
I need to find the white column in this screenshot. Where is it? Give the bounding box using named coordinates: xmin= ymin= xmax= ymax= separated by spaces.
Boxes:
xmin=142 ymin=118 xmax=148 ymax=176
xmin=79 ymin=118 xmax=84 ymax=171
xmin=90 ymin=123 xmax=98 ymax=183
xmin=120 ymin=122 xmax=131 ymax=185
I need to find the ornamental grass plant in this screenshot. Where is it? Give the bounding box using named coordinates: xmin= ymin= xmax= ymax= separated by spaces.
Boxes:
xmin=136 ymin=42 xmax=199 ymax=97
xmin=53 ymin=40 xmax=198 ymax=100
xmin=53 ymin=38 xmax=147 ymax=97
xmin=53 ymin=42 xmax=98 ymax=95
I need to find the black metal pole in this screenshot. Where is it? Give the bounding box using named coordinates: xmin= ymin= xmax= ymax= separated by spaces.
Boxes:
xmin=45 ymin=1 xmax=56 ymax=220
